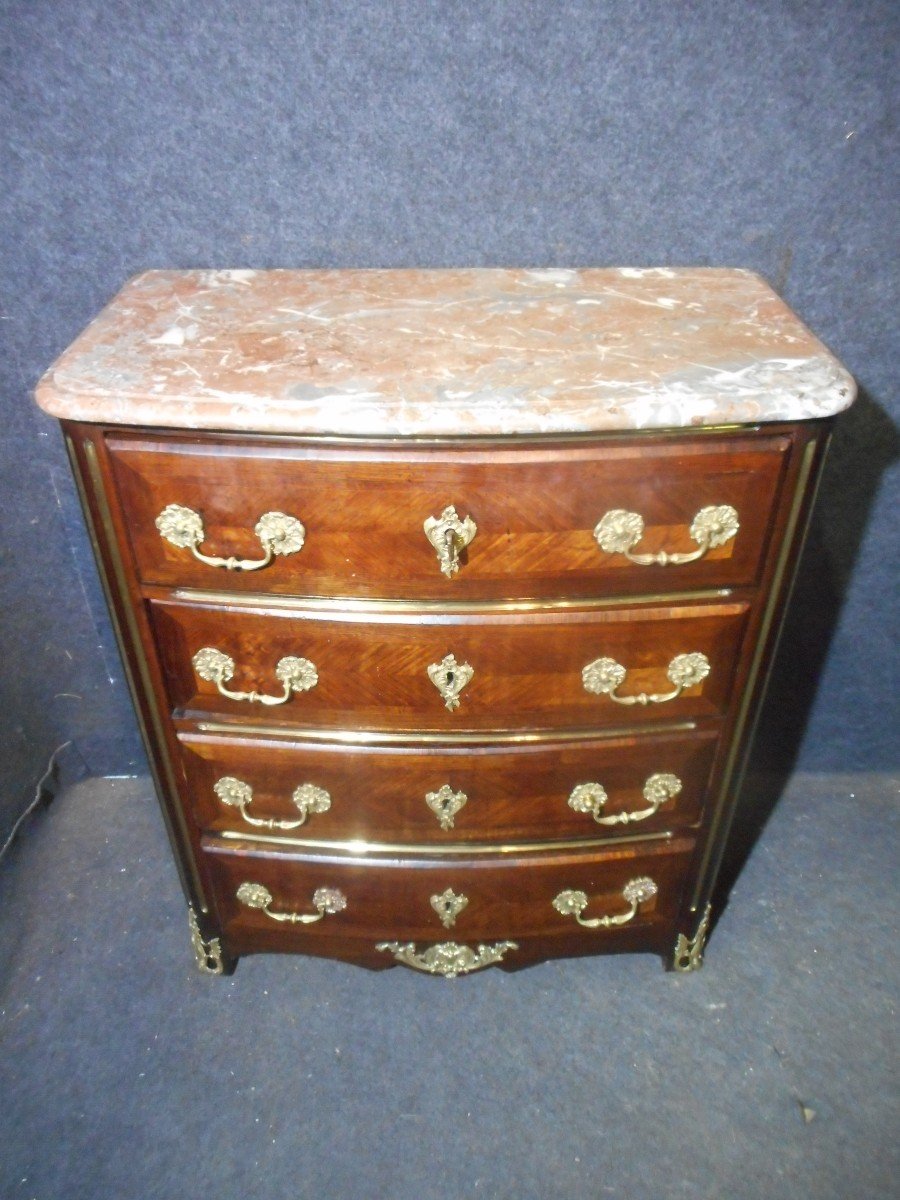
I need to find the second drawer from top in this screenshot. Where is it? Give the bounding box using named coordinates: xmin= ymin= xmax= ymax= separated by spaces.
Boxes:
xmin=150 ymin=595 xmax=750 ymax=733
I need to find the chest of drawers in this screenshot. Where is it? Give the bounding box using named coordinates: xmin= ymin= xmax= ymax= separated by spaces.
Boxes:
xmin=36 ymin=268 xmax=854 ymax=978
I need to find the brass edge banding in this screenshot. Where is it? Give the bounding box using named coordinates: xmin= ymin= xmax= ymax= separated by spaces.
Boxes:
xmin=111 ymin=423 xmax=763 ymax=449
xmin=78 ymin=437 xmax=210 ymax=912
xmin=214 ymin=829 xmax=675 ymax=855
xmin=329 ymin=421 xmax=759 ymax=443
xmin=690 ymin=435 xmax=822 ymax=910
xmin=166 ymin=586 xmax=735 ymax=615
xmin=191 ymin=719 xmax=700 ymax=746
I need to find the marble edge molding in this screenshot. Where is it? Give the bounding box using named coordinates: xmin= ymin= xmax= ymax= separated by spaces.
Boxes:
xmin=34 ymin=266 xmax=856 ymax=436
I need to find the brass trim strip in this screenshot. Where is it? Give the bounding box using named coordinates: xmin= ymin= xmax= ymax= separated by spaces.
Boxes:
xmin=111 ymin=422 xmax=762 ymax=449
xmin=78 ymin=438 xmax=209 ymax=911
xmin=215 ymin=829 xmax=675 ymax=855
xmin=191 ymin=719 xmax=700 ymax=746
xmin=690 ymin=436 xmax=821 ymax=910
xmin=166 ymin=586 xmax=735 ymax=615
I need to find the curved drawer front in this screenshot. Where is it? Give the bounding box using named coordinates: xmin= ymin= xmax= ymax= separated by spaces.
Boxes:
xmin=179 ymin=728 xmax=719 ymax=844
xmin=109 ymin=431 xmax=789 ymax=600
xmin=151 ymin=597 xmax=750 ymax=733
xmin=202 ymin=837 xmax=695 ymax=962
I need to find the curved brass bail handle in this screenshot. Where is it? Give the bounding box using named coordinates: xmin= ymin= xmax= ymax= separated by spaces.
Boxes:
xmin=236 ymin=882 xmax=347 ymax=924
xmin=192 ymin=647 xmax=318 ymax=706
xmin=568 ymin=773 xmax=682 ymax=826
xmin=582 ymin=652 xmax=710 ymax=706
xmin=553 ymin=877 xmax=658 ymax=929
xmin=213 ymin=776 xmax=331 ymax=831
xmin=424 ymin=505 xmax=477 ymax=578
xmin=593 ymin=505 xmax=739 ymax=566
xmin=155 ymin=504 xmax=306 ymax=572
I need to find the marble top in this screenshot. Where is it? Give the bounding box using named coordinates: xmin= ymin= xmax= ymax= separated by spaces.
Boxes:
xmin=35 ymin=268 xmax=855 ymax=436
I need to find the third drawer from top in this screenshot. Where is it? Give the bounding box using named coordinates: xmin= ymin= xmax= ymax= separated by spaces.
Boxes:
xmin=151 ymin=595 xmax=751 ymax=733
xmin=178 ymin=725 xmax=721 ymax=845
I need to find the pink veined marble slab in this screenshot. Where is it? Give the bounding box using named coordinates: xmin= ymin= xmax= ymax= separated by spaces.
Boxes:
xmin=35 ymin=268 xmax=855 ymax=436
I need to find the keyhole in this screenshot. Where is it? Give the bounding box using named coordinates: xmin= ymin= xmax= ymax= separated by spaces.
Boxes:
xmin=445 ymin=671 xmax=455 ymax=688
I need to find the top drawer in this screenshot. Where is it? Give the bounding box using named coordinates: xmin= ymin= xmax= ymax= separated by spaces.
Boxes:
xmin=107 ymin=431 xmax=790 ymax=601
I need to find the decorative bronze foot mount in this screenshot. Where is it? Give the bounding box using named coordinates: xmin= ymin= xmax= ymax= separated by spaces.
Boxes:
xmin=671 ymin=904 xmax=712 ymax=972
xmin=188 ymin=906 xmax=235 ymax=976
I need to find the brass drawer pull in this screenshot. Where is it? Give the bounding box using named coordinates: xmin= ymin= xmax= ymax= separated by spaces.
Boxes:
xmin=192 ymin=647 xmax=318 ymax=706
xmin=582 ymin=652 xmax=709 ymax=705
xmin=214 ymin=776 xmax=331 ymax=830
xmin=425 ymin=784 xmax=468 ymax=830
xmin=553 ymin=877 xmax=658 ymax=928
xmin=568 ymin=773 xmax=682 ymax=826
xmin=376 ymin=940 xmax=517 ymax=978
xmin=236 ymin=882 xmax=347 ymax=924
xmin=594 ymin=505 xmax=739 ymax=566
xmin=424 ymin=505 xmax=477 ymax=577
xmin=427 ymin=653 xmax=474 ymax=711
xmin=156 ymin=504 xmax=305 ymax=571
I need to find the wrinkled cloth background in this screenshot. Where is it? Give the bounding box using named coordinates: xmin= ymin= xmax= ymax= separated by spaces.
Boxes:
xmin=2 ymin=2 xmax=897 ymax=832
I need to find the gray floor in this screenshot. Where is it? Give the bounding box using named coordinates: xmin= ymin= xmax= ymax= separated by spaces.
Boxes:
xmin=0 ymin=771 xmax=897 ymax=1200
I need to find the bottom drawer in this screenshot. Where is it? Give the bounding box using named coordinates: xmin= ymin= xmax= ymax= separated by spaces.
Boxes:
xmin=202 ymin=835 xmax=694 ymax=973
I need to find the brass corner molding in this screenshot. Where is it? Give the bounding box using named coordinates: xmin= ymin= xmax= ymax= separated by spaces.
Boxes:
xmin=188 ymin=906 xmax=224 ymax=975
xmin=673 ymin=903 xmax=712 ymax=972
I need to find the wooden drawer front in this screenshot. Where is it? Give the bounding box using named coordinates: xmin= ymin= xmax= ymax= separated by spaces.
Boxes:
xmin=202 ymin=837 xmax=694 ymax=959
xmin=179 ymin=728 xmax=719 ymax=844
xmin=151 ymin=597 xmax=750 ymax=732
xmin=108 ymin=432 xmax=789 ymax=600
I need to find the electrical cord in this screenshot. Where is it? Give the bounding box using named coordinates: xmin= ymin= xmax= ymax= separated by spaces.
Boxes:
xmin=0 ymin=741 xmax=72 ymax=864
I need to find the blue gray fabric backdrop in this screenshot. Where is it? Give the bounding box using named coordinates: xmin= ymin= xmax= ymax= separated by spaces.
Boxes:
xmin=1 ymin=0 xmax=897 ymax=840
